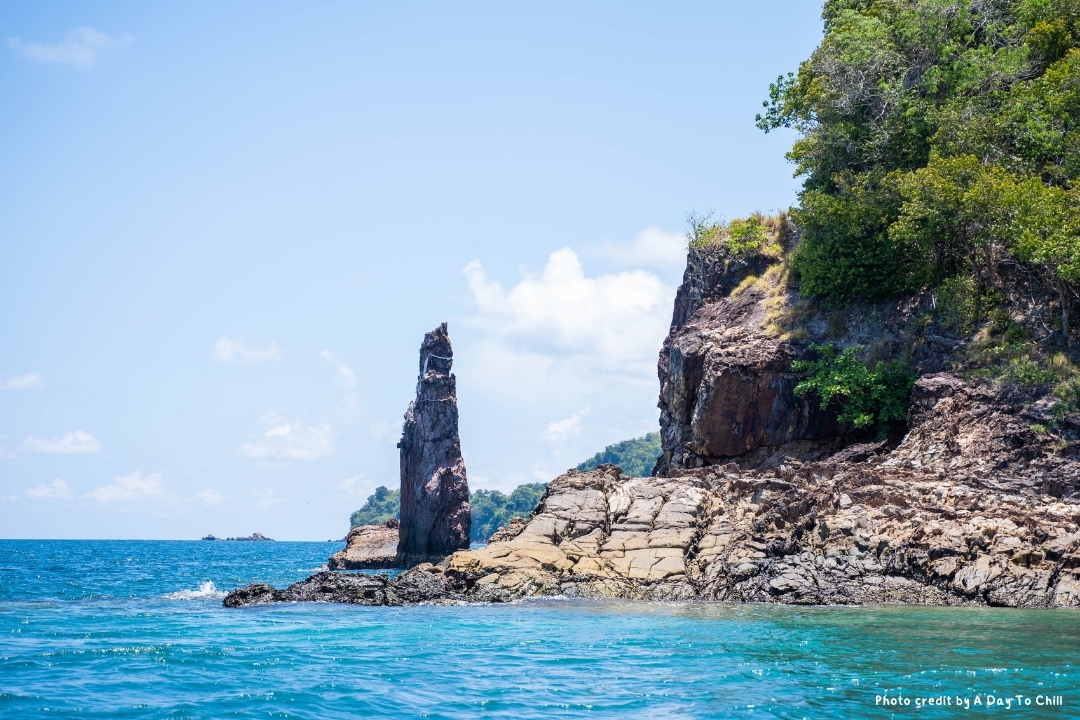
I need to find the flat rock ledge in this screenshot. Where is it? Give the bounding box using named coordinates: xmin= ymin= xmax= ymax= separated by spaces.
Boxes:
xmin=327 ymin=520 xmax=399 ymax=570
xmin=224 ymin=465 xmax=1080 ymax=609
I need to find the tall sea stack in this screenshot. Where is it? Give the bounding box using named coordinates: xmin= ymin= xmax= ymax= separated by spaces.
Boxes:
xmin=396 ymin=323 xmax=471 ymax=564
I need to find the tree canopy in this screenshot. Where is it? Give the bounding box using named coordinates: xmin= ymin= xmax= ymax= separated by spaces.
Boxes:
xmin=758 ymin=0 xmax=1080 ymax=336
xmin=576 ymin=432 xmax=662 ymax=478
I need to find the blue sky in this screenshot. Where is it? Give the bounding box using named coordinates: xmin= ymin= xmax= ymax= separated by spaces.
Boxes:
xmin=0 ymin=1 xmax=822 ymax=539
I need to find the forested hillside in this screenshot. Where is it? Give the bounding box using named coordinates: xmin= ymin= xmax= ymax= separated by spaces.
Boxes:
xmin=576 ymin=432 xmax=662 ymax=477
xmin=756 ymin=0 xmax=1080 ymax=336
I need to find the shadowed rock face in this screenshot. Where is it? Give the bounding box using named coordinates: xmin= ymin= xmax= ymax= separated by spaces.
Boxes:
xmin=396 ymin=323 xmax=471 ymax=564
xmin=657 ymin=246 xmax=844 ymax=473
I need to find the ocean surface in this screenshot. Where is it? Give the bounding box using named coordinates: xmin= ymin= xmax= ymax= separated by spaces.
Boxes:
xmin=1 ymin=540 xmax=1077 ymax=719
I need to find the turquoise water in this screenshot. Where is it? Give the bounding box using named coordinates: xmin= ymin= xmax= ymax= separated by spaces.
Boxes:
xmin=1 ymin=541 xmax=1077 ymax=718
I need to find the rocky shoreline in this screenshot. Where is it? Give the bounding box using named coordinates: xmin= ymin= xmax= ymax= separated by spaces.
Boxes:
xmin=226 ymin=457 xmax=1080 ymax=608
xmin=224 ymin=229 xmax=1080 ymax=610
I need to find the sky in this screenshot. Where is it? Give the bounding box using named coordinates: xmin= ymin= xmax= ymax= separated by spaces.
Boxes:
xmin=0 ymin=1 xmax=823 ymax=539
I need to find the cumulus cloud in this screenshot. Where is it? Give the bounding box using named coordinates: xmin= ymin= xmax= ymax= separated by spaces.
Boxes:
xmin=463 ymin=247 xmax=673 ymax=375
xmin=25 ymin=479 xmax=74 ymax=500
xmin=84 ymin=471 xmax=165 ymax=504
xmin=320 ymin=350 xmax=357 ymax=389
xmin=21 ymin=430 xmax=102 ymax=454
xmin=238 ymin=411 xmax=333 ymax=461
xmin=254 ymin=489 xmax=282 ymax=509
xmin=586 ymin=227 xmax=687 ymax=270
xmin=338 ymin=476 xmax=367 ymax=496
xmin=9 ymin=27 xmax=132 ymax=68
xmin=210 ymin=337 xmax=281 ymax=364
xmin=543 ymin=408 xmax=591 ymax=443
xmin=370 ymin=420 xmax=398 ymax=441
xmin=197 ymin=489 xmax=223 ymax=505
xmin=459 ymin=239 xmax=675 ymax=486
xmin=1 ymin=372 xmax=44 ymax=390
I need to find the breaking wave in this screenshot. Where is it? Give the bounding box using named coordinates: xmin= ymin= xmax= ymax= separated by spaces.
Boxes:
xmin=164 ymin=581 xmax=225 ymax=600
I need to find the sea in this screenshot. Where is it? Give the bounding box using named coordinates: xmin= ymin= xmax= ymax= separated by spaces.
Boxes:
xmin=1 ymin=540 xmax=1077 ymax=719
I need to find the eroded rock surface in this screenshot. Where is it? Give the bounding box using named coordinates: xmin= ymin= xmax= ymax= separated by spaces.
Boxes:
xmin=397 ymin=323 xmax=471 ymax=565
xmin=225 ymin=462 xmax=1080 ymax=609
xmin=328 ymin=520 xmax=400 ymax=570
xmin=655 ymin=242 xmax=959 ymax=475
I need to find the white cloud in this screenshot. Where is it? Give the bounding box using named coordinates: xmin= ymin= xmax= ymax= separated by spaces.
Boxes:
xmin=8 ymin=27 xmax=132 ymax=68
xmin=84 ymin=471 xmax=165 ymax=504
xmin=210 ymin=336 xmax=281 ymax=364
xmin=1 ymin=372 xmax=44 ymax=390
xmin=197 ymin=489 xmax=223 ymax=505
xmin=25 ymin=479 xmax=74 ymax=501
xmin=254 ymin=489 xmax=282 ymax=509
xmin=463 ymin=246 xmax=673 ymax=375
xmin=587 ymin=227 xmax=687 ymax=270
xmin=338 ymin=476 xmax=367 ymax=496
xmin=337 ymin=364 xmax=357 ymax=389
xmin=370 ymin=420 xmax=398 ymax=441
xmin=543 ymin=408 xmax=591 ymax=443
xmin=459 ymin=239 xmax=673 ymax=488
xmin=320 ymin=349 xmax=357 ymax=389
xmin=22 ymin=430 xmax=102 ymax=454
xmin=238 ymin=411 xmax=333 ymax=461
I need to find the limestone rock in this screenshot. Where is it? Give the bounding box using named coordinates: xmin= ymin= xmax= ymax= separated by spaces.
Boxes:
xmin=328 ymin=520 xmax=399 ymax=570
xmin=396 ymin=323 xmax=471 ymax=564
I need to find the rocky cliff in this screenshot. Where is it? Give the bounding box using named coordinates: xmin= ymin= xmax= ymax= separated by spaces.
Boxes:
xmin=396 ymin=323 xmax=471 ymax=564
xmin=227 ymin=226 xmax=1080 ymax=609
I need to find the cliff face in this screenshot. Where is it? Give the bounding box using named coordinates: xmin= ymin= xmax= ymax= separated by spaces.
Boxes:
xmin=227 ymin=233 xmax=1080 ymax=610
xmin=656 ymin=241 xmax=970 ymax=474
xmin=396 ymin=323 xmax=471 ymax=563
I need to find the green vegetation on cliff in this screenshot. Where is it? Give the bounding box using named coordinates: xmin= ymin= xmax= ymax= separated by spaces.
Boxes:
xmin=793 ymin=343 xmax=916 ymax=439
xmin=756 ymin=0 xmax=1080 ymax=336
xmin=576 ymin=432 xmax=662 ymax=477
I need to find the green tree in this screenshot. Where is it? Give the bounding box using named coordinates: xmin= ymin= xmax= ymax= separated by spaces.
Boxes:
xmin=349 ymin=486 xmax=399 ymax=527
xmin=792 ymin=343 xmax=915 ymax=439
xmin=470 ymin=483 xmax=547 ymax=543
xmin=349 ymin=483 xmax=550 ymax=543
xmin=757 ymin=0 xmax=1080 ymax=325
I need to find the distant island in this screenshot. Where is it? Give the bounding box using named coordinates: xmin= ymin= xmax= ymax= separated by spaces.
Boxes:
xmin=202 ymin=532 xmax=274 ymax=542
xmin=348 ymin=432 xmax=660 ymax=543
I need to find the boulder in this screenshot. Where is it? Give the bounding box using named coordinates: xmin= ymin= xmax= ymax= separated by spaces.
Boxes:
xmin=328 ymin=519 xmax=399 ymax=570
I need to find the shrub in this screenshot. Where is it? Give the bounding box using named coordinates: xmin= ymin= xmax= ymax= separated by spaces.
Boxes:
xmin=727 ymin=216 xmax=769 ymax=255
xmin=936 ymin=276 xmax=979 ymax=335
xmin=686 ymin=211 xmax=723 ymax=249
xmin=792 ymin=343 xmax=915 ymax=439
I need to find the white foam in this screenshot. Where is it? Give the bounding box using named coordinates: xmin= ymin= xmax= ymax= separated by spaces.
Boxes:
xmin=164 ymin=581 xmax=226 ymax=600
